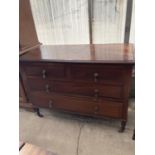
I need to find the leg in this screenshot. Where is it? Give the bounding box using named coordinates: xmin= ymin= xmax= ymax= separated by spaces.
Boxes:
xmin=119 ymin=120 xmax=126 ymax=133
xmin=132 ymin=129 xmax=135 ymax=140
xmin=35 ymin=108 xmax=44 ymax=117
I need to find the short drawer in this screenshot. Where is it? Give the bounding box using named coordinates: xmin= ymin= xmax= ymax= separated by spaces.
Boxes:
xmin=70 ymin=64 xmax=124 ymax=84
xmin=27 ymin=78 xmax=55 ymax=92
xmin=23 ymin=63 xmax=65 ymax=79
xmin=27 ymin=78 xmax=123 ymax=99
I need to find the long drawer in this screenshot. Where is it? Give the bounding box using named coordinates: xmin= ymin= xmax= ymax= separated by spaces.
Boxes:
xmin=30 ymin=92 xmax=123 ymax=118
xmin=27 ymin=78 xmax=123 ymax=99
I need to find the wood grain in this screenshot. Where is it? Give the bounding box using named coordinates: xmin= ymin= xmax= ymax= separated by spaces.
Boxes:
xmin=27 ymin=78 xmax=123 ymax=99
xmin=20 ymin=44 xmax=135 ymax=131
xmin=29 ymin=91 xmax=123 ymax=119
xmin=19 ymin=0 xmax=39 ymax=48
xmin=20 ymin=44 xmax=134 ymax=64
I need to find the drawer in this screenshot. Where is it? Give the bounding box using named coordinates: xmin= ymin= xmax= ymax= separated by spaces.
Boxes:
xmin=70 ymin=64 xmax=124 ymax=84
xmin=27 ymin=78 xmax=123 ymax=99
xmin=23 ymin=63 xmax=65 ymax=79
xmin=30 ymin=92 xmax=94 ymax=115
xmin=93 ymin=101 xmax=123 ymax=118
xmin=27 ymin=78 xmax=55 ymax=92
xmin=54 ymin=82 xmax=123 ymax=99
xmin=30 ymin=92 xmax=123 ymax=118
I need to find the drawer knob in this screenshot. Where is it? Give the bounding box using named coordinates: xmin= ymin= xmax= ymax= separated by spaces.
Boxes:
xmin=42 ymin=69 xmax=46 ymax=79
xmin=94 ymin=89 xmax=99 ymax=93
xmin=49 ymin=100 xmax=53 ymax=108
xmin=94 ymin=73 xmax=99 ymax=82
xmin=45 ymin=84 xmax=50 ymax=93
xmin=94 ymin=105 xmax=99 ymax=114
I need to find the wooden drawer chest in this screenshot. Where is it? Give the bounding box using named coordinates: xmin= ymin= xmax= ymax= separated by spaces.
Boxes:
xmin=20 ymin=44 xmax=134 ymax=132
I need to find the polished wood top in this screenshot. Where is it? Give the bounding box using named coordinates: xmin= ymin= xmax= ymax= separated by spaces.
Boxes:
xmin=20 ymin=44 xmax=134 ymax=64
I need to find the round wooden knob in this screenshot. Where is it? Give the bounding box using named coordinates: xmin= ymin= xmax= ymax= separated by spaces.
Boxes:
xmin=45 ymin=84 xmax=50 ymax=93
xmin=95 ymin=106 xmax=99 ymax=111
xmin=94 ymin=72 xmax=99 ymax=77
xmin=94 ymin=106 xmax=99 ymax=114
xmin=94 ymin=89 xmax=99 ymax=93
xmin=42 ymin=69 xmax=46 ymax=79
xmin=94 ymin=73 xmax=99 ymax=82
xmin=49 ymin=100 xmax=53 ymax=108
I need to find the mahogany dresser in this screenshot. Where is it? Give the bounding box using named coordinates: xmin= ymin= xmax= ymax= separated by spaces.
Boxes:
xmin=20 ymin=44 xmax=134 ymax=132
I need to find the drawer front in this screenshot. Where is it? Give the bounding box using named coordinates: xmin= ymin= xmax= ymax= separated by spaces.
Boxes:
xmin=93 ymin=101 xmax=123 ymax=118
xmin=30 ymin=92 xmax=93 ymax=115
xmin=70 ymin=64 xmax=124 ymax=84
xmin=54 ymin=82 xmax=123 ymax=99
xmin=23 ymin=63 xmax=65 ymax=79
xmin=27 ymin=78 xmax=123 ymax=99
xmin=30 ymin=92 xmax=123 ymax=118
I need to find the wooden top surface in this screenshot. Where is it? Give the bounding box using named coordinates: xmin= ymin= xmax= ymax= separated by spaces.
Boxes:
xmin=20 ymin=44 xmax=134 ymax=64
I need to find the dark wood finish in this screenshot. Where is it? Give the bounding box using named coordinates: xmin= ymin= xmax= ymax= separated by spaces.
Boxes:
xmin=119 ymin=120 xmax=127 ymax=132
xmin=19 ymin=0 xmax=41 ymax=109
xmin=20 ymin=44 xmax=134 ymax=131
xmin=23 ymin=63 xmax=65 ymax=78
xmin=19 ymin=102 xmax=35 ymax=111
xmin=20 ymin=44 xmax=134 ymax=63
xmin=19 ymin=74 xmax=27 ymax=102
xmin=70 ymin=64 xmax=125 ymax=84
xmin=35 ymin=108 xmax=44 ymax=117
xmin=19 ymin=0 xmax=39 ymax=49
xmin=19 ymin=44 xmax=41 ymax=56
xmin=19 ymin=63 xmax=35 ymax=111
xmin=27 ymin=78 xmax=123 ymax=99
xmin=29 ymin=92 xmax=123 ymax=118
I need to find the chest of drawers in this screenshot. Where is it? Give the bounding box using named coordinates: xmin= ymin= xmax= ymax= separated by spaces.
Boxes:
xmin=20 ymin=44 xmax=134 ymax=132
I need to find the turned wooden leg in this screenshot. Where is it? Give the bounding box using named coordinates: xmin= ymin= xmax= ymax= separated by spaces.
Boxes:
xmin=35 ymin=108 xmax=44 ymax=117
xmin=132 ymin=129 xmax=135 ymax=140
xmin=119 ymin=120 xmax=126 ymax=132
